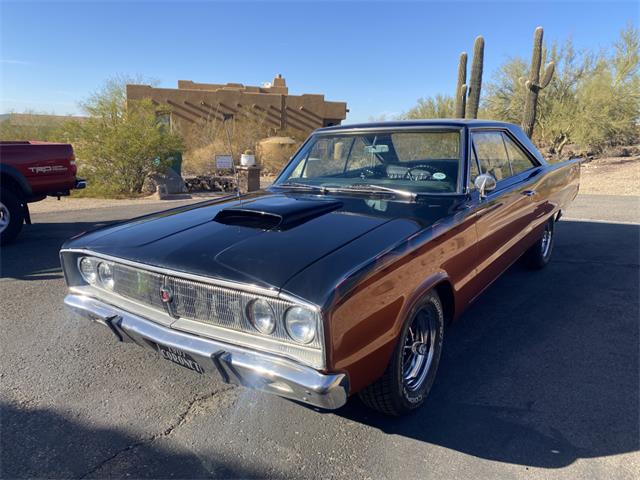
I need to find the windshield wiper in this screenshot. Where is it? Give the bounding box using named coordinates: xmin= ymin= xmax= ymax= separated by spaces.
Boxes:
xmin=328 ymin=183 xmax=417 ymax=200
xmin=273 ymin=182 xmax=328 ymax=193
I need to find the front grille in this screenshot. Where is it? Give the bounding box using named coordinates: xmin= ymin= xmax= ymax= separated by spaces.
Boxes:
xmin=107 ymin=262 xmax=321 ymax=349
xmin=166 ymin=276 xmax=300 ymax=344
xmin=113 ymin=264 xmax=165 ymax=310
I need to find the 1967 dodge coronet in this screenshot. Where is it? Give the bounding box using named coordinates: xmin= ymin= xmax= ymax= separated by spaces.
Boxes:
xmin=61 ymin=120 xmax=580 ymax=415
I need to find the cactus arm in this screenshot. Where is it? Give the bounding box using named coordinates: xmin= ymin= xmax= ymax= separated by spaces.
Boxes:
xmin=539 ymin=61 xmax=555 ymax=89
xmin=454 ymin=52 xmax=468 ymax=118
xmin=456 ymin=84 xmax=468 ymax=118
xmin=466 ymin=36 xmax=484 ymax=119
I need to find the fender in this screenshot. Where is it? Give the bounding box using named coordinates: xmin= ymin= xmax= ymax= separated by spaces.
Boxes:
xmin=395 ymin=270 xmax=451 ymax=334
xmin=342 ymin=270 xmax=452 ymax=394
xmin=0 ymin=164 xmax=32 ymax=196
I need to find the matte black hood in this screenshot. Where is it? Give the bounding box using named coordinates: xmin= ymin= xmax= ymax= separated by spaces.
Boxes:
xmin=63 ymin=190 xmax=461 ymax=295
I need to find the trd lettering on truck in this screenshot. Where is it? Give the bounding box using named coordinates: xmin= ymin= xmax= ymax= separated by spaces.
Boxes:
xmin=0 ymin=141 xmax=85 ymax=244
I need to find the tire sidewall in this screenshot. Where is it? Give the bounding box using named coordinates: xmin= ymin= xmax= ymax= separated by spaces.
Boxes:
xmin=541 ymin=218 xmax=555 ymax=263
xmin=392 ymin=291 xmax=444 ymax=412
xmin=0 ymin=188 xmax=24 ymax=244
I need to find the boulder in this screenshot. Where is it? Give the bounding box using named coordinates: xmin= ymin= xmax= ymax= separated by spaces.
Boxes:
xmin=142 ymin=168 xmax=187 ymax=195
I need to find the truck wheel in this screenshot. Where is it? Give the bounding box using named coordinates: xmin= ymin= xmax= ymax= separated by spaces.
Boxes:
xmin=0 ymin=188 xmax=24 ymax=245
xmin=359 ymin=290 xmax=444 ymax=416
xmin=524 ymin=217 xmax=555 ymax=269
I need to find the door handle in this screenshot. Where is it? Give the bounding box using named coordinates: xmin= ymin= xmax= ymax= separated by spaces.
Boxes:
xmin=522 ymin=190 xmax=536 ymax=197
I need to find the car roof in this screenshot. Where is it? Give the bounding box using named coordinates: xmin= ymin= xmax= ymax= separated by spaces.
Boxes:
xmin=316 ymin=119 xmax=515 ymax=133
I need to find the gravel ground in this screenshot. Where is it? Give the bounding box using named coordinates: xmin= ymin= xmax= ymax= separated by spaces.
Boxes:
xmin=28 ymin=192 xmax=225 ymax=214
xmin=0 ymin=193 xmax=638 ymax=479
xmin=579 ymin=156 xmax=639 ymax=196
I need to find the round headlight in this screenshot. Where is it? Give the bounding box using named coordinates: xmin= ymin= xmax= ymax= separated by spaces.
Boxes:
xmin=285 ymin=307 xmax=317 ymax=344
xmin=97 ymin=262 xmax=115 ymax=290
xmin=79 ymin=257 xmax=97 ymax=284
xmin=247 ymin=298 xmax=276 ymax=335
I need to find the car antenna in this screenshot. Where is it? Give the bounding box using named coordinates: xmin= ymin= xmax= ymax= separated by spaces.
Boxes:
xmin=222 ymin=113 xmax=240 ymax=199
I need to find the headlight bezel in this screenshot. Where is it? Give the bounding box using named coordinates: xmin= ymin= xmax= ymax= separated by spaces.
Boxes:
xmin=78 ymin=256 xmax=115 ymax=290
xmin=246 ymin=297 xmax=277 ymax=335
xmin=97 ymin=261 xmax=115 ymax=290
xmin=78 ymin=256 xmax=98 ymax=285
xmin=284 ymin=306 xmax=318 ymax=345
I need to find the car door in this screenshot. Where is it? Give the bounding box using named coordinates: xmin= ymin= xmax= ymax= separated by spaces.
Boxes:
xmin=468 ymin=129 xmax=542 ymax=295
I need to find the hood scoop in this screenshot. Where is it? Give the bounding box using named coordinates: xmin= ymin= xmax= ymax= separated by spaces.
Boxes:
xmin=214 ymin=196 xmax=343 ymax=230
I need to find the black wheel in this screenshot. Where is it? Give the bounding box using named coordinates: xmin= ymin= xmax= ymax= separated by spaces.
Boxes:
xmin=0 ymin=188 xmax=24 ymax=245
xmin=524 ymin=217 xmax=555 ymax=269
xmin=359 ymin=290 xmax=444 ymax=416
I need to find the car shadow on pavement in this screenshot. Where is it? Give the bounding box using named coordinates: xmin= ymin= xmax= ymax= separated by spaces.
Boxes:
xmin=0 ymin=401 xmax=278 ymax=479
xmin=334 ymin=220 xmax=639 ymax=469
xmin=0 ymin=221 xmax=117 ymax=281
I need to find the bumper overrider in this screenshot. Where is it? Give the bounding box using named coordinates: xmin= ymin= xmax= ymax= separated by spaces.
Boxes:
xmin=64 ymin=294 xmax=348 ymax=409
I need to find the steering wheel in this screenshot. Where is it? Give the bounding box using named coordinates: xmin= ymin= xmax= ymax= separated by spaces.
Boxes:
xmin=405 ymin=165 xmax=439 ymax=181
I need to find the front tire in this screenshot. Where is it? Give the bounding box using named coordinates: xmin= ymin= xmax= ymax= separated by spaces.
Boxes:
xmin=359 ymin=290 xmax=444 ymax=416
xmin=0 ymin=188 xmax=24 ymax=245
xmin=524 ymin=217 xmax=555 ymax=269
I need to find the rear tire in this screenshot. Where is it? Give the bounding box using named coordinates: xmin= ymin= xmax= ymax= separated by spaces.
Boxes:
xmin=0 ymin=188 xmax=24 ymax=245
xmin=359 ymin=290 xmax=444 ymax=416
xmin=524 ymin=217 xmax=555 ymax=269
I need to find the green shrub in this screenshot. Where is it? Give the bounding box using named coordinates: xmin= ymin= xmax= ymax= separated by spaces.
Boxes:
xmin=70 ymin=77 xmax=184 ymax=196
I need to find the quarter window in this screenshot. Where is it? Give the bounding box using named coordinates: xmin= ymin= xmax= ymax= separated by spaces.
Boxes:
xmin=472 ymin=131 xmax=537 ymax=182
xmin=504 ymin=135 xmax=537 ymax=174
xmin=472 ymin=132 xmax=511 ymax=181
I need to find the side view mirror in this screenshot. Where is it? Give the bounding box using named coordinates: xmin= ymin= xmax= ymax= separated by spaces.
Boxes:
xmin=474 ymin=173 xmax=497 ymax=198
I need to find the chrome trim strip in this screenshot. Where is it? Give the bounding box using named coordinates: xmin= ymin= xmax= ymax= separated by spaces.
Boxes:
xmin=65 ymin=294 xmax=348 ymax=410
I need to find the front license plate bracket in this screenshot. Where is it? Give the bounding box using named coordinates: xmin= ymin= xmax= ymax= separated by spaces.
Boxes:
xmin=155 ymin=343 xmax=205 ymax=374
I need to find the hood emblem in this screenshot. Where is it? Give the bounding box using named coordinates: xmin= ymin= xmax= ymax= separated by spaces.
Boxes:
xmin=160 ymin=287 xmax=173 ymax=303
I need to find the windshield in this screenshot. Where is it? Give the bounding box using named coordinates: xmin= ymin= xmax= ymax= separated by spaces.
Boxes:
xmin=275 ymin=130 xmax=462 ymax=195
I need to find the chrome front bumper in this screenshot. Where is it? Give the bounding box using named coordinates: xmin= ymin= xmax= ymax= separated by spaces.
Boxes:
xmin=64 ymin=294 xmax=348 ymax=410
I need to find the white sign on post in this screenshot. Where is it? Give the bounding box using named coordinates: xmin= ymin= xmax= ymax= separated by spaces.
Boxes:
xmin=215 ymin=154 xmax=233 ymax=169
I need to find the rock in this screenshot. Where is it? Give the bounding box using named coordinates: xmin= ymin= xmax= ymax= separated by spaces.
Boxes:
xmin=152 ymin=185 xmax=168 ymax=199
xmin=142 ymin=168 xmax=187 ymax=195
xmin=183 ymin=175 xmax=237 ymax=193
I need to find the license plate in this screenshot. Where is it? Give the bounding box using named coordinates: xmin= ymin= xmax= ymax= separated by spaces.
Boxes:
xmin=156 ymin=343 xmax=204 ymax=374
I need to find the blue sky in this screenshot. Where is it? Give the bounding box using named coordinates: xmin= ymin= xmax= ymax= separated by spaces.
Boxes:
xmin=1 ymin=1 xmax=637 ymax=123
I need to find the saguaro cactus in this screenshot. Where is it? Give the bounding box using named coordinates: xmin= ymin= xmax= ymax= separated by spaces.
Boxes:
xmin=465 ymin=36 xmax=484 ymax=119
xmin=522 ymin=26 xmax=555 ymax=138
xmin=454 ymin=52 xmax=468 ymax=118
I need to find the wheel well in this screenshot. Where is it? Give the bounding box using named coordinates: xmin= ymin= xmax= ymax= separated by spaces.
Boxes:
xmin=1 ymin=173 xmax=26 ymax=200
xmin=434 ymin=281 xmax=455 ymax=324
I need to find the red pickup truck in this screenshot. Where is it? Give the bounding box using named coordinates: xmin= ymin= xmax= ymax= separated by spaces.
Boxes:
xmin=0 ymin=141 xmax=86 ymax=244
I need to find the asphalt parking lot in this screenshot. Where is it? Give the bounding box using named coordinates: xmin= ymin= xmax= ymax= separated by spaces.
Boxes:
xmin=1 ymin=193 xmax=638 ymax=479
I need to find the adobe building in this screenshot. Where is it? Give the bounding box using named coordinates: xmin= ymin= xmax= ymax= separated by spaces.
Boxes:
xmin=126 ymin=74 xmax=348 ymax=142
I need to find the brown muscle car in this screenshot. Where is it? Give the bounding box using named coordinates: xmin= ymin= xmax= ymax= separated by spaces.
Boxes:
xmin=61 ymin=120 xmax=580 ymax=415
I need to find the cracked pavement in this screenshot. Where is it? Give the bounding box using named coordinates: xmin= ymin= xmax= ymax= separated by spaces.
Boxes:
xmin=1 ymin=194 xmax=638 ymax=479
